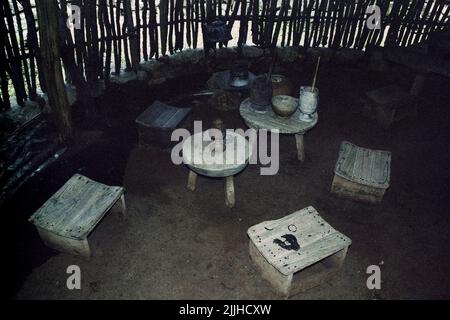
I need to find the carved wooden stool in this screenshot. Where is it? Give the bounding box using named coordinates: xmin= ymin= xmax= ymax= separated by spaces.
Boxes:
xmin=331 ymin=141 xmax=391 ymax=204
xmin=29 ymin=174 xmax=126 ymax=259
xmin=136 ymin=100 xmax=191 ymax=149
xmin=363 ymin=85 xmax=417 ymax=128
xmin=247 ymin=206 xmax=351 ymax=297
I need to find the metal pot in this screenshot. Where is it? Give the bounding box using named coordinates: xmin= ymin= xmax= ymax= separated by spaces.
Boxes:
xmin=229 ymin=62 xmax=249 ymax=88
xmin=202 ymin=19 xmax=232 ymax=44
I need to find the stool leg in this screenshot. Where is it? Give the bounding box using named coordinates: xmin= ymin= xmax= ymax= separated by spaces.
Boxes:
xmin=36 ymin=226 xmax=91 ymax=260
xmin=187 ymin=170 xmax=198 ymax=191
xmin=120 ymin=194 xmax=126 ymax=218
xmin=410 ymin=73 xmax=427 ymax=96
xmin=225 ymin=176 xmax=235 ymax=208
xmin=295 ymin=134 xmax=305 ymax=162
xmin=81 ymin=239 xmax=92 ymax=260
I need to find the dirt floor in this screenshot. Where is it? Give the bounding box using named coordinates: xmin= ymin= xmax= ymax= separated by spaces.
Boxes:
xmin=6 ymin=57 xmax=450 ymax=299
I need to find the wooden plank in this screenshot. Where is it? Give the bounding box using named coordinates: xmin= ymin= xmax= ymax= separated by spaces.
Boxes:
xmin=186 ymin=0 xmax=192 ymax=47
xmin=149 ymin=0 xmax=159 ymax=58
xmin=12 ymin=0 xmax=32 ymax=96
xmin=142 ymin=0 xmax=149 ymax=61
xmin=101 ymin=0 xmax=113 ymax=79
xmin=160 ymin=0 xmax=169 ymax=55
xmin=169 ymin=0 xmax=175 ymax=54
xmin=2 ymin=1 xmax=27 ymax=105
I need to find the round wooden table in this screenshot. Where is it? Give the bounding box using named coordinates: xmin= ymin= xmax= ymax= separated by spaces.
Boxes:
xmin=182 ymin=130 xmax=251 ymax=207
xmin=239 ymin=98 xmax=318 ymax=161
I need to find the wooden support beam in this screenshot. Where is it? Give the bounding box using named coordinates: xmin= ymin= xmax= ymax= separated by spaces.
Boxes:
xmin=36 ymin=0 xmax=73 ymax=141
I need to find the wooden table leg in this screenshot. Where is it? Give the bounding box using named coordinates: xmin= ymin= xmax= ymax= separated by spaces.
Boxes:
xmin=225 ymin=176 xmax=235 ymax=208
xmin=295 ymin=134 xmax=305 ymax=162
xmin=187 ymin=170 xmax=198 ymax=191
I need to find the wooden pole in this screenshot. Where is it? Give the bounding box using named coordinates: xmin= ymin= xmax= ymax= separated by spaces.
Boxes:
xmin=312 ymin=56 xmax=320 ymax=90
xmin=36 ymin=0 xmax=73 ymax=141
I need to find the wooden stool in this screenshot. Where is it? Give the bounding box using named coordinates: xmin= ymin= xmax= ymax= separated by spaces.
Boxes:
xmin=136 ymin=100 xmax=191 ymax=149
xmin=363 ymin=85 xmax=417 ymax=128
xmin=331 ymin=141 xmax=391 ymax=204
xmin=28 ymin=174 xmax=126 ymax=259
xmin=247 ymin=206 xmax=351 ymax=297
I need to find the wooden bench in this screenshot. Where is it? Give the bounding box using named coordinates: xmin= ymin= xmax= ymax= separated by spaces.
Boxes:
xmin=136 ymin=100 xmax=191 ymax=149
xmin=28 ymin=174 xmax=126 ymax=259
xmin=247 ymin=206 xmax=351 ymax=297
xmin=331 ymin=141 xmax=391 ymax=204
xmin=363 ymin=85 xmax=417 ymax=128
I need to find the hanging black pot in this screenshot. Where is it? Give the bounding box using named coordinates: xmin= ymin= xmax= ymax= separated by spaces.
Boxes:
xmin=202 ymin=19 xmax=232 ymax=44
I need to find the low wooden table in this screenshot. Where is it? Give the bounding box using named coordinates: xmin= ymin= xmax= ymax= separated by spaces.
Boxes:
xmin=182 ymin=130 xmax=250 ymax=208
xmin=28 ymin=174 xmax=126 ymax=259
xmin=239 ymin=98 xmax=318 ymax=162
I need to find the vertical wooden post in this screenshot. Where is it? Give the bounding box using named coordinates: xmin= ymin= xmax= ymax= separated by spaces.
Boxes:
xmin=36 ymin=0 xmax=73 ymax=141
xmin=124 ymin=0 xmax=139 ymax=71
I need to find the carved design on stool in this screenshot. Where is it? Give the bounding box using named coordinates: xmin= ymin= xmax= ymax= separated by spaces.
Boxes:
xmin=247 ymin=207 xmax=351 ymax=297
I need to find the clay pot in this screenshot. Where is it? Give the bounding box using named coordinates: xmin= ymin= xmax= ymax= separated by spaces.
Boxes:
xmin=271 ymin=74 xmax=293 ymax=97
xmin=272 ymin=95 xmax=298 ymax=118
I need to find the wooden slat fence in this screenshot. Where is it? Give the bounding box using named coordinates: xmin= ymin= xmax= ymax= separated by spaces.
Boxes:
xmin=1 ymin=0 xmax=449 ymax=108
